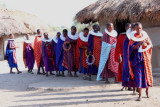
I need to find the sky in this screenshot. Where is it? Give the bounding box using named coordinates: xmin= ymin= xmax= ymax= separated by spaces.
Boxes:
xmin=0 ymin=0 xmax=97 ymax=27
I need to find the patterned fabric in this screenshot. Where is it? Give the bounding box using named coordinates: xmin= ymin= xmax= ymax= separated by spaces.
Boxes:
xmin=99 ymin=32 xmax=118 ymax=79
xmin=42 ymin=41 xmax=54 ymax=71
xmin=129 ymin=41 xmax=148 ymax=88
xmin=87 ymin=34 xmax=99 ymax=75
xmin=62 ymin=36 xmax=77 ymax=71
xmin=142 ymin=37 xmax=153 ymax=86
xmin=34 ymin=36 xmax=43 ymax=68
xmin=51 ymin=40 xmax=58 ymax=71
xmin=46 ymin=43 xmax=54 ymax=65
xmin=93 ymin=36 xmax=102 ymax=67
xmin=115 ymin=34 xmax=126 ymax=82
xmin=97 ymin=42 xmax=111 ymax=81
xmin=122 ymin=37 xmax=131 ymax=82
xmin=129 ymin=33 xmax=153 ymax=88
xmin=76 ymin=37 xmax=88 ymax=69
xmin=108 ymin=37 xmax=118 ymax=74
xmin=143 ymin=49 xmax=153 ymax=86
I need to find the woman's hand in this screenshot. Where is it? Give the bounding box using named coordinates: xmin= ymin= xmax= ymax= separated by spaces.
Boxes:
xmin=118 ymin=56 xmax=122 ymax=63
xmin=44 ymin=42 xmax=48 ymax=46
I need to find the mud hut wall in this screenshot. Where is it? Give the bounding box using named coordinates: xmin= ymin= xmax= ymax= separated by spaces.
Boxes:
xmin=0 ymin=37 xmax=4 ymax=60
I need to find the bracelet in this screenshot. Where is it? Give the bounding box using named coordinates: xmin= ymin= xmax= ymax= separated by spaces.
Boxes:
xmin=63 ymin=42 xmax=71 ymax=51
xmin=85 ymin=49 xmax=88 ymax=57
xmin=86 ymin=54 xmax=95 ymax=66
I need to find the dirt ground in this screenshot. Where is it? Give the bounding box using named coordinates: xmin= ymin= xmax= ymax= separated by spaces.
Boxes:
xmin=0 ymin=60 xmax=160 ymax=107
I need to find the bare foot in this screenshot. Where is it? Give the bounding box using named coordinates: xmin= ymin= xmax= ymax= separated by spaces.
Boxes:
xmin=37 ymin=72 xmax=42 ymax=75
xmin=121 ymin=87 xmax=125 ymax=91
xmin=146 ymin=93 xmax=150 ymax=98
xmin=137 ymin=97 xmax=142 ymax=101
xmin=105 ymin=80 xmax=110 ymax=84
xmin=17 ymin=71 xmax=22 ymax=74
xmin=10 ymin=72 xmax=15 ymax=74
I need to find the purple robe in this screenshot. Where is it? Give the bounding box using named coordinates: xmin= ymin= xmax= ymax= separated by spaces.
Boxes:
xmin=52 ymin=40 xmax=58 ymax=71
xmin=62 ymin=36 xmax=77 ymax=71
xmin=42 ymin=41 xmax=54 ymax=72
xmin=25 ymin=44 xmax=35 ymax=69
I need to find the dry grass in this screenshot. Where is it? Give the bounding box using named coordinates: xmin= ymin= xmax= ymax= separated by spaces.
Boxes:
xmin=76 ymin=0 xmax=160 ymax=24
xmin=0 ymin=7 xmax=49 ymax=37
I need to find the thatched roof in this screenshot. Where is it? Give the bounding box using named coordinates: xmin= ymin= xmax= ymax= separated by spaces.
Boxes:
xmin=0 ymin=7 xmax=50 ymax=37
xmin=76 ymin=0 xmax=160 ymax=24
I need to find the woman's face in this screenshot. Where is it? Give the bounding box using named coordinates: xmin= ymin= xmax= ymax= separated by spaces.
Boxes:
xmin=107 ymin=25 xmax=113 ymax=32
xmin=71 ymin=28 xmax=77 ymax=35
xmin=10 ymin=34 xmax=14 ymax=39
xmin=44 ymin=33 xmax=49 ymax=39
xmin=83 ymin=30 xmax=89 ymax=37
xmin=26 ymin=34 xmax=30 ymax=40
xmin=94 ymin=26 xmax=100 ymax=32
xmin=63 ymin=32 xmax=67 ymax=37
xmin=136 ymin=25 xmax=143 ymax=34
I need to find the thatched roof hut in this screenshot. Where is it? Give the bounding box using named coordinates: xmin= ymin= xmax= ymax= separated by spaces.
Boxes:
xmin=0 ymin=7 xmax=50 ymax=61
xmin=0 ymin=7 xmax=49 ymax=37
xmin=76 ymin=0 xmax=160 ymax=26
xmin=76 ymin=0 xmax=160 ymax=72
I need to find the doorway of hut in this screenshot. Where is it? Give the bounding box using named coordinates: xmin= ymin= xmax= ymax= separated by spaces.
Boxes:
xmin=114 ymin=18 xmax=130 ymax=37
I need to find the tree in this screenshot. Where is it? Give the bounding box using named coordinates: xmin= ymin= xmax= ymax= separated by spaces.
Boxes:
xmin=72 ymin=17 xmax=99 ymax=33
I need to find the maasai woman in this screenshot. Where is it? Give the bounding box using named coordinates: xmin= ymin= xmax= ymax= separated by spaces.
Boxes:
xmin=76 ymin=28 xmax=89 ymax=80
xmin=23 ymin=34 xmax=35 ymax=74
xmin=62 ymin=26 xmax=78 ymax=77
xmin=56 ymin=29 xmax=68 ymax=77
xmin=34 ymin=29 xmax=45 ymax=75
xmin=122 ymin=23 xmax=137 ymax=93
xmin=42 ymin=33 xmax=55 ymax=77
xmin=129 ymin=22 xmax=153 ymax=101
xmin=5 ymin=34 xmax=21 ymax=74
xmin=115 ymin=23 xmax=131 ymax=83
xmin=52 ymin=32 xmax=60 ymax=76
xmin=97 ymin=23 xmax=118 ymax=83
xmin=88 ymin=24 xmax=103 ymax=81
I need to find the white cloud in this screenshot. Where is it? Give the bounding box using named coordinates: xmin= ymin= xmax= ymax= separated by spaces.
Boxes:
xmin=1 ymin=0 xmax=97 ymax=27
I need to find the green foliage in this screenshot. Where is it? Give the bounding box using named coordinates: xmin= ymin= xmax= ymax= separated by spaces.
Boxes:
xmin=0 ymin=3 xmax=7 ymax=8
xmin=48 ymin=17 xmax=99 ymax=34
xmin=49 ymin=25 xmax=70 ymax=33
xmin=72 ymin=17 xmax=99 ymax=33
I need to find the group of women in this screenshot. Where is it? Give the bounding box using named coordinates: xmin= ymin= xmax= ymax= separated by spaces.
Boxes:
xmin=5 ymin=22 xmax=153 ymax=101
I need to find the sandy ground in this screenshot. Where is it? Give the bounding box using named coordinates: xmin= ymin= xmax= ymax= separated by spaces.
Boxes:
xmin=0 ymin=60 xmax=160 ymax=107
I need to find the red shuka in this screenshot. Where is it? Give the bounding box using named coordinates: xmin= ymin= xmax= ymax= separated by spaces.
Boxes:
xmin=76 ymin=37 xmax=88 ymax=69
xmin=115 ymin=34 xmax=126 ymax=82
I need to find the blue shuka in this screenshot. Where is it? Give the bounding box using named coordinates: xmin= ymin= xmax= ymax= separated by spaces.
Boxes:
xmin=56 ymin=35 xmax=67 ymax=71
xmin=5 ymin=40 xmax=18 ymax=68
